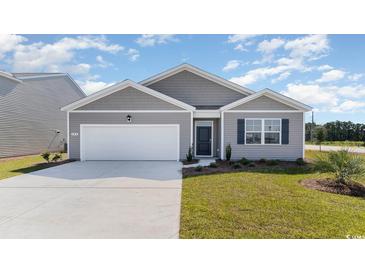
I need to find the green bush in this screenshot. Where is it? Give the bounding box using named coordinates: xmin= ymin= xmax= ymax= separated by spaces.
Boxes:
xmin=240 ymin=157 xmax=250 ymax=165
xmin=258 ymin=158 xmax=266 ymax=164
xmin=266 ymin=159 xmax=279 ymax=166
xmin=209 ymin=162 xmax=218 ymax=168
xmin=232 ymin=163 xmax=241 ymax=169
xmin=248 ymin=162 xmax=256 ymax=167
xmin=296 ymin=158 xmax=305 ymax=166
xmin=41 ymin=151 xmax=51 ymax=163
xmin=225 ymin=144 xmax=232 ymax=161
xmin=314 ymin=150 xmax=365 ymax=184
xmin=52 ymin=152 xmax=62 ymax=162
xmin=186 ymin=146 xmax=193 ymax=162
xmin=195 ymin=165 xmax=203 ymax=172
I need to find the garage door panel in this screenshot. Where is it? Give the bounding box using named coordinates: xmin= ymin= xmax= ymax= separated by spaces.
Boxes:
xmin=81 ymin=125 xmax=179 ymax=161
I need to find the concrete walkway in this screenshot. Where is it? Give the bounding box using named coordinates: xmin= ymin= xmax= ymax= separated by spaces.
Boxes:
xmin=0 ymin=161 xmax=182 ymax=239
xmin=306 ymin=145 xmax=365 ymax=154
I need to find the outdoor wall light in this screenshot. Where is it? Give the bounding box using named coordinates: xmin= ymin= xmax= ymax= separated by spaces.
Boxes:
xmin=126 ymin=115 xmax=132 ymax=122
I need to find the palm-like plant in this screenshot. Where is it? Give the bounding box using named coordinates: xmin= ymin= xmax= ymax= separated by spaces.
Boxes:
xmin=314 ymin=150 xmax=365 ymax=184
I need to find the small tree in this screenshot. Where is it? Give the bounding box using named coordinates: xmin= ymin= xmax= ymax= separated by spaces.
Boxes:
xmin=225 ymin=144 xmax=232 ymax=161
xmin=316 ymin=127 xmax=326 ymax=151
xmin=52 ymin=152 xmax=62 ymax=162
xmin=314 ymin=150 xmax=365 ymax=185
xmin=41 ymin=151 xmax=51 ymax=163
xmin=186 ymin=146 xmax=193 ymax=162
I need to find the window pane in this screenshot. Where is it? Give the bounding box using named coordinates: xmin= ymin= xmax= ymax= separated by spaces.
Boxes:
xmin=264 ymin=119 xmax=280 ymax=131
xmin=246 ymin=132 xmax=261 ymax=144
xmin=265 ymin=132 xmax=280 ymax=144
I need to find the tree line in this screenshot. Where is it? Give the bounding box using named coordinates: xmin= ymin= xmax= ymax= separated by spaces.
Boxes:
xmin=305 ymin=121 xmax=365 ymax=142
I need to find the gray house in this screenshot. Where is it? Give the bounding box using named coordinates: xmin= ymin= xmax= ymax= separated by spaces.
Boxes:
xmin=0 ymin=71 xmax=85 ymax=158
xmin=61 ymin=64 xmax=311 ymax=161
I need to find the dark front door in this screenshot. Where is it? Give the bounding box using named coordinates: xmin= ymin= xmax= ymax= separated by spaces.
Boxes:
xmin=196 ymin=126 xmax=212 ymax=156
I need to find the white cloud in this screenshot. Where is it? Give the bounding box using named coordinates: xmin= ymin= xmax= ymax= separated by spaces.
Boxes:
xmin=77 ymin=80 xmax=114 ymax=95
xmin=282 ymin=83 xmax=339 ymax=107
xmin=331 ymin=100 xmax=365 ymax=113
xmin=335 ymin=85 xmax=365 ymax=98
xmin=66 ymin=63 xmax=91 ymax=75
xmin=257 ymin=38 xmax=285 ymax=54
xmin=272 ymin=72 xmax=291 ymax=83
xmin=222 ymin=60 xmax=240 ymax=72
xmin=230 ymin=35 xmax=330 ymax=86
xmin=96 ymin=55 xmax=112 ymax=68
xmin=284 ymin=34 xmax=329 ymax=60
xmin=348 ymin=73 xmax=363 ymax=81
xmin=227 ymin=34 xmax=258 ymax=51
xmin=126 ymin=48 xmax=140 ymax=61
xmin=136 ymin=35 xmax=178 ymax=47
xmin=227 ymin=34 xmax=257 ymax=43
xmin=317 ymin=64 xmax=333 ymax=71
xmin=11 ymin=35 xmax=123 ymax=72
xmin=316 ymin=69 xmax=345 ymax=83
xmin=0 ymin=34 xmax=27 ymax=59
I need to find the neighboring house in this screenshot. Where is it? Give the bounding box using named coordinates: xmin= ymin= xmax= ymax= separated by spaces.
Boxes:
xmin=0 ymin=71 xmax=85 ymax=158
xmin=61 ymin=64 xmax=312 ymax=161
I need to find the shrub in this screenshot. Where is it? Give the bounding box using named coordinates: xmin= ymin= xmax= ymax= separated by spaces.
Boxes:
xmin=52 ymin=152 xmax=62 ymax=162
xmin=314 ymin=150 xmax=365 ymax=185
xmin=209 ymin=162 xmax=218 ymax=168
xmin=266 ymin=159 xmax=279 ymax=166
xmin=248 ymin=162 xmax=256 ymax=167
xmin=41 ymin=151 xmax=51 ymax=163
xmin=195 ymin=165 xmax=203 ymax=172
xmin=296 ymin=157 xmax=305 ymax=166
xmin=186 ymin=146 xmax=193 ymax=162
xmin=240 ymin=157 xmax=250 ymax=165
xmin=258 ymin=158 xmax=266 ymax=164
xmin=232 ymin=163 xmax=241 ymax=169
xmin=225 ymin=144 xmax=232 ymax=161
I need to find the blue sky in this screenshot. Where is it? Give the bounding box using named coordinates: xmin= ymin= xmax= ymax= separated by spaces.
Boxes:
xmin=0 ymin=34 xmax=364 ymax=123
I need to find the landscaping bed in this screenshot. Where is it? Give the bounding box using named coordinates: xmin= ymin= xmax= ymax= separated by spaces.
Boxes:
xmin=183 ymin=158 xmax=308 ymax=178
xmin=300 ymin=178 xmax=365 ymax=198
xmin=181 ymin=159 xmax=199 ymax=165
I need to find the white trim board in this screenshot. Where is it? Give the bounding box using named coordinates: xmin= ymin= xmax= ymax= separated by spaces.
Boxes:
xmin=220 ymin=88 xmax=312 ymax=112
xmin=194 ymin=120 xmax=214 ymax=158
xmin=224 ymin=110 xmax=303 ymax=113
xmin=0 ymin=71 xmax=22 ymax=83
xmin=70 ymin=110 xmax=190 ymax=113
xmin=79 ymin=124 xmax=180 ymax=161
xmin=61 ymin=79 xmax=195 ymax=112
xmin=139 ymin=63 xmax=254 ymax=96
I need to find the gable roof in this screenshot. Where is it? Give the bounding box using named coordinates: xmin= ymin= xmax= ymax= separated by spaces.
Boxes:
xmin=220 ymin=88 xmax=312 ymax=111
xmin=61 ymin=79 xmax=196 ymax=111
xmin=0 ymin=71 xmax=23 ymax=83
xmin=139 ymin=63 xmax=255 ymax=96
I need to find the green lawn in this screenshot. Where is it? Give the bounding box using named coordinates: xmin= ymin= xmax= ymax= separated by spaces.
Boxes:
xmin=306 ymin=140 xmax=365 ymax=147
xmin=180 ymin=151 xmax=365 ymax=239
xmin=0 ymin=154 xmax=67 ymax=180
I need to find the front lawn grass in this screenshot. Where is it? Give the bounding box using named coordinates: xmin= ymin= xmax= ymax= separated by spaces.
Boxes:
xmin=0 ymin=153 xmax=67 ymax=180
xmin=180 ymin=151 xmax=365 ymax=239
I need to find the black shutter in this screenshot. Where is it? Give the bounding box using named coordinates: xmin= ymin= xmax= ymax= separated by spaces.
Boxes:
xmin=282 ymin=119 xmax=289 ymax=144
xmin=237 ymin=119 xmax=245 ymax=144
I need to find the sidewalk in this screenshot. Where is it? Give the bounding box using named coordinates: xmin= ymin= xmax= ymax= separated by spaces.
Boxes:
xmin=306 ymin=145 xmax=365 ymax=154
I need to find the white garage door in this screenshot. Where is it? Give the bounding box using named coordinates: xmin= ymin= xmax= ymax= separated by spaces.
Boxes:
xmin=80 ymin=124 xmax=179 ymax=161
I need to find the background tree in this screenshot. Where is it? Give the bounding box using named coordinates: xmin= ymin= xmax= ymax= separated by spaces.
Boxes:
xmin=315 ymin=127 xmax=326 ymax=151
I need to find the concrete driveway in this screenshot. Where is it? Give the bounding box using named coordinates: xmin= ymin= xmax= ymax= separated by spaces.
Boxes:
xmin=0 ymin=161 xmax=182 ymax=239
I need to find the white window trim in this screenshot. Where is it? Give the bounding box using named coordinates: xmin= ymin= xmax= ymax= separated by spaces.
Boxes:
xmin=194 ymin=120 xmax=214 ymax=157
xmin=244 ymin=118 xmax=282 ymax=145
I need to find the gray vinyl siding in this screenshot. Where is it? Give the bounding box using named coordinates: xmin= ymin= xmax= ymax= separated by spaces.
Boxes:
xmin=232 ymin=95 xmax=296 ymax=110
xmin=0 ymin=76 xmax=84 ymax=158
xmin=69 ymin=112 xmax=191 ymax=160
xmin=223 ymin=112 xmax=304 ymax=160
xmin=147 ymin=70 xmax=246 ymax=106
xmin=193 ymin=118 xmax=220 ymax=157
xmin=77 ymin=87 xmax=183 ymax=110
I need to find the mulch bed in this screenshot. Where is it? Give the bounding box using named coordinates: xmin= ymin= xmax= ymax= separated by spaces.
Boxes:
xmin=181 ymin=159 xmax=199 ymax=165
xmin=300 ymin=178 xmax=365 ymax=198
xmin=183 ymin=160 xmax=305 ymax=178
